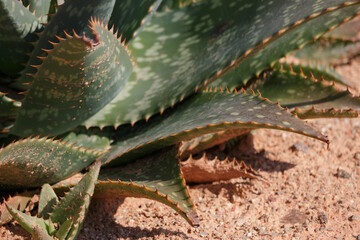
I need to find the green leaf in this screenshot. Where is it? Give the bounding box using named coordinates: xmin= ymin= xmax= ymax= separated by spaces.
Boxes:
xmin=101 ymin=90 xmax=327 ymax=166
xmin=212 ymin=1 xmax=360 ymax=89
xmin=295 ymin=37 xmax=360 ymax=66
xmin=63 ymin=132 xmax=111 ymax=152
xmin=6 ymin=205 xmax=48 ymax=235
xmin=25 ymin=0 xmax=52 ymax=22
xmin=250 ymin=66 xmax=360 ymax=117
xmin=324 ymin=17 xmax=360 ymax=40
xmin=272 ymin=62 xmax=353 ymax=87
xmin=0 ymin=0 xmax=41 ymax=77
xmin=0 ymin=92 xmax=20 ymax=117
xmin=0 ymin=137 xmax=101 ymax=189
xmin=86 ymin=0 xmax=360 ymax=128
xmin=51 ymin=163 xmax=100 ymax=240
xmin=38 ymin=184 xmax=59 ymax=219
xmin=55 ymin=147 xmax=200 ymax=226
xmin=109 ymin=0 xmax=163 ymax=43
xmin=180 ymin=128 xmax=251 ymax=159
xmin=14 ymin=0 xmax=117 ymax=90
xmin=12 ymin=20 xmax=133 ymax=137
xmin=32 ymin=226 xmax=53 ymax=240
xmin=55 ymin=218 xmax=73 ymax=240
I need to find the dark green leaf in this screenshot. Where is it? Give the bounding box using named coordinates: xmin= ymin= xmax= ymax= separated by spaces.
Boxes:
xmin=14 ymin=0 xmax=117 ymax=90
xmin=0 ymin=137 xmax=101 ymax=189
xmin=109 ymin=0 xmax=163 ymax=43
xmin=12 ymin=20 xmax=133 ymax=137
xmin=55 ymin=147 xmax=199 ymax=226
xmin=38 ymin=184 xmax=59 ymax=219
xmin=51 ymin=163 xmax=100 ymax=239
xmin=0 ymin=0 xmax=41 ymax=77
xmin=6 ymin=205 xmax=48 ymax=235
xmin=101 ymin=90 xmax=327 ymax=166
xmin=86 ymin=0 xmax=360 ymax=128
xmin=251 ymin=67 xmax=360 ymax=116
xmin=295 ymin=37 xmax=360 ymax=66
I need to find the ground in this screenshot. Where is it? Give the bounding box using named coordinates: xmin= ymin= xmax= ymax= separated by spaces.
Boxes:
xmin=1 ymin=59 xmax=359 ymax=240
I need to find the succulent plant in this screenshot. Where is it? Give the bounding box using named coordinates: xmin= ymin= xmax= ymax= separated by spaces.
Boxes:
xmin=1 ymin=0 xmax=360 ymax=239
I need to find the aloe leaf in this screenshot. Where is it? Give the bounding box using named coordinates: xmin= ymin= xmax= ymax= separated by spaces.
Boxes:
xmin=273 ymin=62 xmax=353 ymax=87
xmin=324 ymin=17 xmax=360 ymax=40
xmin=55 ymin=147 xmax=200 ymax=226
xmin=292 ymin=107 xmax=358 ymax=119
xmin=25 ymin=0 xmax=52 ymax=22
xmin=251 ymin=67 xmax=360 ymax=117
xmin=295 ymin=37 xmax=360 ymax=66
xmin=86 ymin=0 xmax=360 ymax=128
xmin=12 ymin=20 xmax=133 ymax=137
xmin=38 ymin=184 xmax=59 ymax=219
xmin=0 ymin=0 xmax=41 ymax=77
xmin=63 ymin=133 xmax=111 ymax=152
xmin=212 ymin=2 xmax=360 ymax=89
xmin=158 ymin=0 xmax=194 ymax=11
xmin=109 ymin=0 xmax=163 ymax=43
xmin=50 ymin=163 xmax=100 ymax=239
xmin=32 ymin=226 xmax=53 ymax=240
xmin=181 ymin=154 xmax=264 ymax=183
xmin=0 ymin=137 xmax=102 ymax=189
xmin=180 ymin=128 xmax=251 ymax=159
xmin=0 ymin=191 xmax=35 ymax=226
xmin=55 ymin=218 xmax=73 ymax=240
xmin=6 ymin=205 xmax=48 ymax=235
xmin=0 ymin=93 xmax=20 ymax=117
xmin=100 ymin=90 xmax=327 ymax=166
xmin=14 ymin=0 xmax=116 ymax=90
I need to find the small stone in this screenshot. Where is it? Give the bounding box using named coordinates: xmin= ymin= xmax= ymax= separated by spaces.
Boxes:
xmin=289 ymin=142 xmax=310 ymax=153
xmin=348 ymin=215 xmax=360 ymax=222
xmin=334 ymin=168 xmax=351 ymax=179
xmin=355 ymin=234 xmax=360 ymax=240
xmin=318 ymin=212 xmax=328 ymax=225
xmin=200 ymin=231 xmax=208 ymax=237
xmin=354 ymin=152 xmax=360 ymax=161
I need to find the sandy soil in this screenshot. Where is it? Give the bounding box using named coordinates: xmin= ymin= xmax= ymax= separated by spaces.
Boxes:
xmin=1 ymin=60 xmax=360 ymax=240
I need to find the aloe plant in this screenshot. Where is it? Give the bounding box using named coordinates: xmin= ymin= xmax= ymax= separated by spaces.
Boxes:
xmin=1 ymin=0 xmax=360 ymax=239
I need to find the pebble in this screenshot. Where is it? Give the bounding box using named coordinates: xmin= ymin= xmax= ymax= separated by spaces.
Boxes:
xmin=334 ymin=168 xmax=351 ymax=179
xmin=348 ymin=215 xmax=360 ymax=222
xmin=354 ymin=152 xmax=360 ymax=161
xmin=355 ymin=234 xmax=360 ymax=240
xmin=318 ymin=212 xmax=328 ymax=225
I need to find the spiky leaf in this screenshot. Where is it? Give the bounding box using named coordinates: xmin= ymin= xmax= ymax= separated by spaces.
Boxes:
xmin=295 ymin=37 xmax=360 ymax=66
xmin=12 ymin=20 xmax=133 ymax=137
xmin=0 ymin=137 xmax=101 ymax=189
xmin=51 ymin=163 xmax=100 ymax=239
xmin=180 ymin=128 xmax=251 ymax=159
xmin=6 ymin=205 xmax=48 ymax=235
xmin=0 ymin=92 xmax=20 ymax=117
xmin=38 ymin=184 xmax=59 ymax=219
xmin=55 ymin=147 xmax=199 ymax=226
xmin=25 ymin=0 xmax=52 ymax=22
xmin=55 ymin=218 xmax=73 ymax=240
xmin=0 ymin=0 xmax=41 ymax=77
xmin=14 ymin=0 xmax=117 ymax=90
xmin=86 ymin=0 xmax=360 ymax=128
xmin=109 ymin=0 xmax=163 ymax=42
xmin=63 ymin=133 xmax=111 ymax=152
xmin=32 ymin=226 xmax=53 ymax=240
xmin=251 ymin=66 xmax=360 ymax=118
xmin=181 ymin=154 xmax=264 ymax=183
xmin=101 ymin=90 xmax=327 ymax=166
